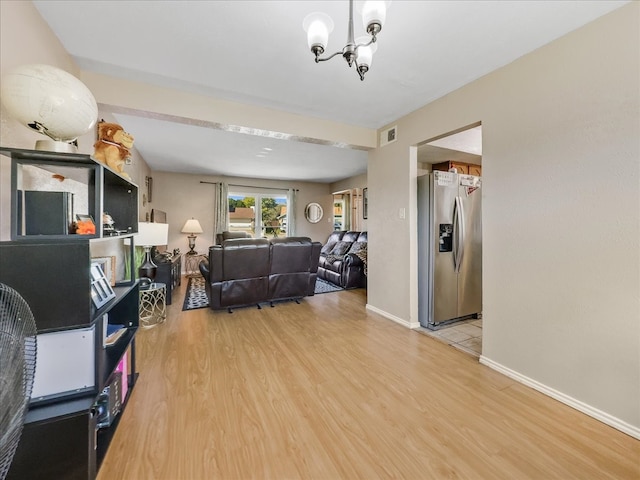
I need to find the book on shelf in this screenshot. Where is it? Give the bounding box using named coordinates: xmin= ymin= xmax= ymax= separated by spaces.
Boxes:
xmin=105 ymin=323 xmax=126 ymax=347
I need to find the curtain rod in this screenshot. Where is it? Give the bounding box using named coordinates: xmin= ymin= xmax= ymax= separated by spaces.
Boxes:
xmin=200 ymin=181 xmax=298 ymax=192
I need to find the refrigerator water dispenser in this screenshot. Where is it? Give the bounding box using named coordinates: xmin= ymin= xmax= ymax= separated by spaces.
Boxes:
xmin=439 ymin=224 xmax=453 ymax=252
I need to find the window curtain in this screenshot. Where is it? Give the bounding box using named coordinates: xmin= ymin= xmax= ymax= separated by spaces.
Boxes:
xmin=214 ymin=182 xmax=229 ymax=235
xmin=287 ymin=188 xmax=297 ymax=236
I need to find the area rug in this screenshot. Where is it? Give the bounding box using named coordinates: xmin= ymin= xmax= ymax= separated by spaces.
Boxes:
xmin=314 ymin=278 xmax=343 ymax=294
xmin=182 ymin=276 xmax=209 ymax=311
xmin=182 ymin=276 xmax=343 ymax=311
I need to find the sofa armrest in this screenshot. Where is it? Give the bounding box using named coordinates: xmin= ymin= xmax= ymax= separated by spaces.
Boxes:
xmin=199 ymin=260 xmax=209 ymax=281
xmin=343 ymin=253 xmax=363 ymax=268
xmin=209 ymin=245 xmax=224 ymax=282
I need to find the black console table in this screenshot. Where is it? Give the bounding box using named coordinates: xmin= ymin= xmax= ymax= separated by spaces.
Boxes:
xmin=154 ymin=254 xmax=181 ymax=305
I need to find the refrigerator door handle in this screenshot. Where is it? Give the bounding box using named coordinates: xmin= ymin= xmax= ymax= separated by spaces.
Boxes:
xmin=456 ymin=196 xmax=466 ymax=273
xmin=452 ymin=197 xmax=459 ymax=272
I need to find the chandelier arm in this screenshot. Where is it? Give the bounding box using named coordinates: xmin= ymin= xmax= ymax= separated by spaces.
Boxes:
xmin=316 ymin=50 xmax=345 ymax=63
xmin=354 ymin=36 xmax=376 ymax=50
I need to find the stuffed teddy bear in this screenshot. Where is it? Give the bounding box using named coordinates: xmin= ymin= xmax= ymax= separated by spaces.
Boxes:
xmin=92 ymin=121 xmax=134 ymax=178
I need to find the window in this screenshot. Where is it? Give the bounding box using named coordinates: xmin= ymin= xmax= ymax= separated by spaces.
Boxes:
xmin=228 ymin=191 xmax=288 ymax=239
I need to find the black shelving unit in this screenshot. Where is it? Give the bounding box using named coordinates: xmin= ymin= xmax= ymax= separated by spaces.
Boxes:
xmin=0 ymin=147 xmax=141 ymax=480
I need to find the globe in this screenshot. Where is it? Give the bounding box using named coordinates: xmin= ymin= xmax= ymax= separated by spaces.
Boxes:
xmin=0 ymin=64 xmax=98 ymax=152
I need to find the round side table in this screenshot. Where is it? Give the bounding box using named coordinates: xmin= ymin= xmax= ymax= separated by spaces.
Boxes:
xmin=139 ymin=282 xmax=166 ymax=328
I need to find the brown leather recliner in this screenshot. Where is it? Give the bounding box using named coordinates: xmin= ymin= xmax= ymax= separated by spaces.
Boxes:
xmin=269 ymin=237 xmax=322 ymax=301
xmin=206 ymin=238 xmax=271 ymax=310
xmin=200 ymin=237 xmax=322 ymax=311
xmin=215 ymin=230 xmax=251 ymax=245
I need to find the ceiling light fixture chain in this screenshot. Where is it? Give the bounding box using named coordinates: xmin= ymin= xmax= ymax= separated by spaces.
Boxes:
xmin=303 ymin=0 xmax=389 ymax=81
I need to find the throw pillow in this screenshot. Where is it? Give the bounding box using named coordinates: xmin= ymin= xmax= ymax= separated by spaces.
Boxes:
xmin=348 ymin=241 xmax=367 ymax=254
xmin=330 ymin=241 xmax=351 ymax=256
xmin=321 ymin=241 xmax=337 ymax=255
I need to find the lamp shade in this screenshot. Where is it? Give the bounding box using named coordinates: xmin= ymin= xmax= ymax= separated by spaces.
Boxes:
xmin=136 ymin=222 xmax=168 ymax=247
xmin=181 ymin=218 xmax=203 ymax=234
xmin=359 ymin=1 xmax=390 ymax=32
xmin=303 ymin=12 xmax=334 ymax=51
xmin=355 ymin=36 xmax=377 ymax=68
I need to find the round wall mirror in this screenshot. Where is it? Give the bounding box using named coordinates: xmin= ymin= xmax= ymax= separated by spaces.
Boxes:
xmin=305 ymin=203 xmax=324 ymax=223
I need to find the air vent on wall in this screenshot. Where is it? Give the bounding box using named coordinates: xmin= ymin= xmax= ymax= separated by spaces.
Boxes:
xmin=380 ymin=125 xmax=397 ymax=147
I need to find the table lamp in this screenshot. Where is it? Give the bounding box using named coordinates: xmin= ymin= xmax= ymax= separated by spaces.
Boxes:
xmin=181 ymin=218 xmax=203 ymax=255
xmin=136 ymin=222 xmax=169 ymax=284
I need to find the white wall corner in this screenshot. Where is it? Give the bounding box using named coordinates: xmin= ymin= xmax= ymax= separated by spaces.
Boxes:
xmin=479 ymin=356 xmax=640 ymax=440
xmin=366 ymin=303 xmax=419 ymax=329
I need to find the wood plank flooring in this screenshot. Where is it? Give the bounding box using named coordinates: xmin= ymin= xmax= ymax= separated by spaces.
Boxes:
xmin=98 ymin=280 xmax=639 ymax=480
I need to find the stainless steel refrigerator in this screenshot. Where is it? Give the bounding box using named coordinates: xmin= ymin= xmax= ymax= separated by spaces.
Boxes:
xmin=418 ymin=171 xmax=482 ymax=328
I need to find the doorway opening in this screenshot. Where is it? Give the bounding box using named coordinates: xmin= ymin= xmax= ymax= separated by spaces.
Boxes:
xmin=332 ymin=188 xmax=363 ymax=232
xmin=415 ymin=123 xmax=483 ymax=357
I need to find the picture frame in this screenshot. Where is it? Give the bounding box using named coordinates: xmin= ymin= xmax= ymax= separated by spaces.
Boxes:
xmin=363 ymin=188 xmax=368 ymax=219
xmin=146 ymin=176 xmax=153 ymax=203
xmin=92 ymin=256 xmax=116 ymax=286
xmin=90 ymin=262 xmax=116 ymax=309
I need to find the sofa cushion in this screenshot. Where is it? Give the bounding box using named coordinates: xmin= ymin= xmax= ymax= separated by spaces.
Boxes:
xmin=326 ymin=231 xmax=345 ymax=244
xmin=330 ymin=241 xmax=351 ymax=256
xmin=321 ymin=241 xmax=337 ymax=254
xmin=342 ymin=231 xmax=360 ymax=242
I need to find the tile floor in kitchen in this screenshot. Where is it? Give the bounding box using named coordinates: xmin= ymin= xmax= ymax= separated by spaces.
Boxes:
xmin=416 ymin=318 xmax=483 ymax=357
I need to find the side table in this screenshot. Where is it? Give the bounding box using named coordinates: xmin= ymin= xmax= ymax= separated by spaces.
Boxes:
xmin=154 ymin=254 xmax=181 ymax=305
xmin=139 ymin=282 xmax=166 ymax=328
xmin=183 ymin=252 xmax=207 ymax=277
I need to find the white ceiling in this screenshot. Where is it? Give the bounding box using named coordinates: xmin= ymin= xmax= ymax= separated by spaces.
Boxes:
xmin=33 ymin=0 xmax=627 ymax=182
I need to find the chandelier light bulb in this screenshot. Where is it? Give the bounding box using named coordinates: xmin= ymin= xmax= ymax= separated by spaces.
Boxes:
xmin=355 ymin=36 xmax=377 ymax=69
xmin=303 ymin=12 xmax=334 ymax=55
xmin=360 ymin=1 xmax=389 ymax=35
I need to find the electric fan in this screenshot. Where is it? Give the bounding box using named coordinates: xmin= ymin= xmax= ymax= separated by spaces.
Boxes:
xmin=0 ymin=284 xmax=37 ymax=480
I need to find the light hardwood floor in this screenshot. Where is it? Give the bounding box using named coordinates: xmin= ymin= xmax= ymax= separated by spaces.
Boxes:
xmin=98 ymin=281 xmax=639 ymax=480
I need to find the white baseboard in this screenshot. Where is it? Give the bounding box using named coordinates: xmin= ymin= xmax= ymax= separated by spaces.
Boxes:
xmin=365 ymin=304 xmax=421 ymax=329
xmin=479 ymin=355 xmax=640 ymax=440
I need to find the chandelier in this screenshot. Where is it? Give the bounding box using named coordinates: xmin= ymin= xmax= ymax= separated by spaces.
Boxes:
xmin=303 ymin=1 xmax=389 ymax=81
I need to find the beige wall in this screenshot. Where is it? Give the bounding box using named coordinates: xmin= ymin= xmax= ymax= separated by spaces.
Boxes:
xmin=368 ymin=3 xmax=639 ymax=432
xmin=150 ymin=171 xmax=334 ymax=261
xmin=331 ymin=172 xmax=367 ymax=194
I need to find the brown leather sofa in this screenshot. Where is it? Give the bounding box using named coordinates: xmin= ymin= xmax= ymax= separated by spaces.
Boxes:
xmin=318 ymin=231 xmax=367 ymax=289
xmin=200 ymin=237 xmax=322 ymax=311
